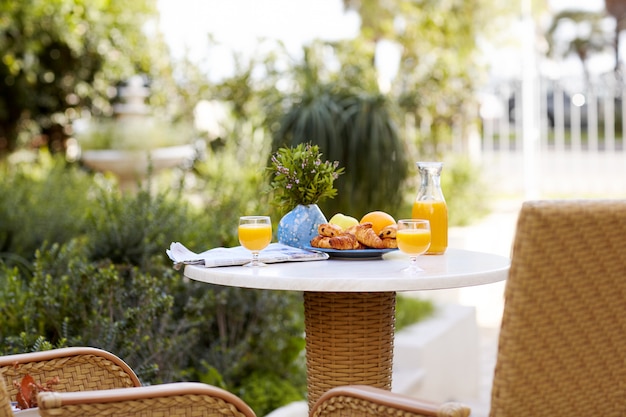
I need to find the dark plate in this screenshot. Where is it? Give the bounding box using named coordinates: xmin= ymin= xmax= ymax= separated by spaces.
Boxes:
xmin=304 ymin=246 xmax=397 ymax=260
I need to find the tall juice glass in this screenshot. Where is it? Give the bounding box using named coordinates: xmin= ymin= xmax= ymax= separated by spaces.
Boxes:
xmin=412 ymin=162 xmax=447 ymax=254
xmin=238 ymin=216 xmax=272 ymax=267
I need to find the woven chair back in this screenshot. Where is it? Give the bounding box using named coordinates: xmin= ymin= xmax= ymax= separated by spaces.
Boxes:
xmin=490 ymin=200 xmax=626 ymax=416
xmin=0 ymin=347 xmax=140 ymax=405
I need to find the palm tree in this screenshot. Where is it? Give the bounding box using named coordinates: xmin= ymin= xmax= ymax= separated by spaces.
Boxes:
xmin=605 ymin=0 xmax=626 ymax=71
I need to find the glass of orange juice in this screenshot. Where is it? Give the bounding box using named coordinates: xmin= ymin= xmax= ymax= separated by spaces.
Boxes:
xmin=396 ymin=219 xmax=431 ymax=274
xmin=238 ymin=216 xmax=272 ymax=267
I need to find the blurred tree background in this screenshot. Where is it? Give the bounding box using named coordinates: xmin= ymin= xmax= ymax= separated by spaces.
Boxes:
xmin=0 ymin=0 xmax=527 ymax=222
xmin=0 ymin=0 xmax=202 ymax=154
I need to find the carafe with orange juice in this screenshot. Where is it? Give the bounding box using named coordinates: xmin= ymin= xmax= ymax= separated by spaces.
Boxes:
xmin=412 ymin=162 xmax=448 ymax=254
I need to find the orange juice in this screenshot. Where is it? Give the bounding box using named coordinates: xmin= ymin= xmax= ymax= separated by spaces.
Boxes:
xmin=238 ymin=224 xmax=272 ymax=251
xmin=412 ymin=200 xmax=447 ymax=254
xmin=397 ymin=229 xmax=431 ymax=255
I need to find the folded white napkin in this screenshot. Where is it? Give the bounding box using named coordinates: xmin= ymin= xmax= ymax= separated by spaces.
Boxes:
xmin=166 ymin=242 xmax=328 ymax=269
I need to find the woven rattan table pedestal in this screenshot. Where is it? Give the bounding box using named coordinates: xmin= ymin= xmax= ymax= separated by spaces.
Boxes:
xmin=184 ymin=248 xmax=510 ymax=412
xmin=304 ymin=291 xmax=396 ymax=409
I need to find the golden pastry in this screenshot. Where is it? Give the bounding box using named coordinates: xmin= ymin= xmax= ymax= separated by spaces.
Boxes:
xmin=318 ymin=223 xmax=343 ymax=237
xmin=380 ymin=238 xmax=398 ymax=249
xmin=379 ymin=224 xmax=397 ymax=239
xmin=355 ymin=223 xmax=386 ymax=249
xmin=310 ymin=235 xmax=333 ymax=248
xmin=329 ymin=233 xmax=360 ymax=250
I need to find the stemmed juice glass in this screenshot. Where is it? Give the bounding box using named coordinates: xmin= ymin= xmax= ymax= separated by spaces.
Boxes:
xmin=238 ymin=216 xmax=272 ymax=267
xmin=396 ymin=219 xmax=431 ymax=274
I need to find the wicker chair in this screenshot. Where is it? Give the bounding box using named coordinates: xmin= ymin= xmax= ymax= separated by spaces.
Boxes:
xmin=37 ymin=382 xmax=256 ymax=417
xmin=0 ymin=346 xmax=141 ymax=416
xmin=488 ymin=199 xmax=626 ymax=416
xmin=310 ymin=385 xmax=469 ymax=417
xmin=310 ymin=199 xmax=626 ymax=417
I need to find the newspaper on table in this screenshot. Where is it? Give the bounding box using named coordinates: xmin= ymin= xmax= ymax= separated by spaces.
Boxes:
xmin=166 ymin=242 xmax=328 ymax=269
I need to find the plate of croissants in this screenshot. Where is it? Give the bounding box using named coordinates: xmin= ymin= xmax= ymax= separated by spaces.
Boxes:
xmin=306 ymin=222 xmax=398 ymax=259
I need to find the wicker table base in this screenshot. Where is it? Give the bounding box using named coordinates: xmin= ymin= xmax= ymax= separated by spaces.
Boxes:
xmin=303 ymin=291 xmax=396 ymax=409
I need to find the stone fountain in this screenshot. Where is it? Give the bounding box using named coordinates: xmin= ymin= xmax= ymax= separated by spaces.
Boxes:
xmin=79 ymin=75 xmax=196 ymax=190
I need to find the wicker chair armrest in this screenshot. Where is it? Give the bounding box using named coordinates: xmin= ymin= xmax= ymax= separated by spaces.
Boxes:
xmin=37 ymin=382 xmax=256 ymax=417
xmin=311 ymin=385 xmax=470 ymax=417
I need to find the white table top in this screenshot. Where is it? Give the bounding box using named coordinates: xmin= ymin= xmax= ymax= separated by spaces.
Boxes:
xmin=184 ymin=248 xmax=510 ymax=293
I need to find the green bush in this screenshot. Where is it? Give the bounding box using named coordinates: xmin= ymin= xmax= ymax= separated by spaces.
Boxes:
xmin=441 ymin=156 xmax=489 ymax=227
xmin=0 ymin=153 xmax=94 ymax=266
xmin=86 ymin=186 xmax=201 ymax=270
xmin=0 ymin=151 xmax=306 ymax=416
xmin=395 ymin=295 xmax=434 ymax=331
xmin=238 ymin=372 xmax=305 ymax=414
xmin=0 ymin=146 xmax=441 ymax=416
xmin=0 ymin=240 xmax=180 ymax=380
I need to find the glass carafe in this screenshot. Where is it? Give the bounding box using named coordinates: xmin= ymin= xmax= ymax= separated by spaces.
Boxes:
xmin=412 ymin=162 xmax=448 ymax=254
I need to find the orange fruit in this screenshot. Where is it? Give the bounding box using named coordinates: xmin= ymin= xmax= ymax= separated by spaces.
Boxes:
xmin=360 ymin=211 xmax=396 ymax=235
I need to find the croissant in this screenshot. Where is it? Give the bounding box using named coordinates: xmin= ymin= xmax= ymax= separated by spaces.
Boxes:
xmin=379 ymin=224 xmax=397 ymax=239
xmin=342 ymin=226 xmax=367 ymax=248
xmin=318 ymin=223 xmax=343 ymax=237
xmin=329 ymin=233 xmax=360 ymax=250
xmin=355 ymin=223 xmax=386 ymax=249
xmin=380 ymin=238 xmax=398 ymax=249
xmin=310 ymin=235 xmax=333 ymax=249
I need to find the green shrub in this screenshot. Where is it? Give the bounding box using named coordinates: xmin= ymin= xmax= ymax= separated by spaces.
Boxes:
xmin=191 ymin=286 xmax=307 ymax=410
xmin=395 ymin=295 xmax=434 ymax=331
xmin=0 ymin=239 xmax=179 ymax=377
xmin=85 ymin=186 xmax=200 ymax=270
xmin=441 ymin=156 xmax=489 ymax=227
xmin=0 ymin=150 xmax=307 ymax=416
xmin=0 ymin=152 xmax=94 ymax=266
xmin=237 ymin=372 xmax=305 ymax=414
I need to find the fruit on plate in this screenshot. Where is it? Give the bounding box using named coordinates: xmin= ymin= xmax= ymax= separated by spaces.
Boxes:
xmin=328 ymin=213 xmax=359 ymax=230
xmin=360 ymin=211 xmax=396 ymax=235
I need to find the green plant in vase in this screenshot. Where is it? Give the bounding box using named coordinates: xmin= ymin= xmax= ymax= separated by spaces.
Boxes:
xmin=268 ymin=142 xmax=344 ymax=248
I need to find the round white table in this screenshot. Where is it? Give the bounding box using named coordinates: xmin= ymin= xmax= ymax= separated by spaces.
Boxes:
xmin=184 ymin=248 xmax=510 ymax=409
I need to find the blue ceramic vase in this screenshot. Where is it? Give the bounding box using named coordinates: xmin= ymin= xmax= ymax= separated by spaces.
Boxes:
xmin=277 ymin=204 xmax=327 ymax=249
